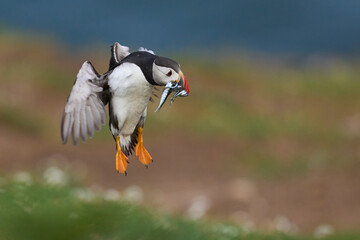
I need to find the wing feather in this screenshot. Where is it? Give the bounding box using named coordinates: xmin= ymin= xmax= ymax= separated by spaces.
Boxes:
xmin=90 ymin=94 xmax=106 ymax=124
xmin=86 ymin=105 xmax=95 ymax=138
xmin=72 ymin=109 xmax=80 ymax=145
xmin=80 ymin=105 xmax=87 ymax=142
xmin=88 ymin=96 xmax=103 ymax=130
xmin=61 ymin=61 xmax=108 ymax=145
xmin=109 ymin=42 xmax=130 ymax=70
xmin=61 ymin=112 xmax=72 ymax=144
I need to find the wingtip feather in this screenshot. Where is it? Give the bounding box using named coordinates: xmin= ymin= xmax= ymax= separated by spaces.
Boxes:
xmin=61 ymin=112 xmax=70 ymax=144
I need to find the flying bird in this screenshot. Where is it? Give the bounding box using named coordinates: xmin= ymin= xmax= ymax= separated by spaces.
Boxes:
xmin=61 ymin=43 xmax=189 ymax=175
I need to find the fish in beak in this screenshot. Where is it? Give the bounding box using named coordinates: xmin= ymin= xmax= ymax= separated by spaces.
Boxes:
xmin=155 ymin=72 xmax=189 ymax=112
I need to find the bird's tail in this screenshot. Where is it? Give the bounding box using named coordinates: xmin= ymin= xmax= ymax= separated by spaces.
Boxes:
xmin=114 ymin=129 xmax=139 ymax=157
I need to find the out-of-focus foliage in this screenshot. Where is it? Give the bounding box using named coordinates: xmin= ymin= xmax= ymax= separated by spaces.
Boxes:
xmin=1 ymin=173 xmax=359 ymax=240
xmin=0 ymin=174 xmax=272 ymax=240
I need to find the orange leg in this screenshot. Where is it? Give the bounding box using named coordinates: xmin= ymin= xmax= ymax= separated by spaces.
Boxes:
xmin=135 ymin=127 xmax=153 ymax=167
xmin=115 ymin=136 xmax=128 ymax=175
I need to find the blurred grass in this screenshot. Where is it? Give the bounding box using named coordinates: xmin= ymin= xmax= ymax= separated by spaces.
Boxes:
xmin=0 ymin=103 xmax=43 ymax=134
xmin=1 ymin=175 xmax=358 ymax=240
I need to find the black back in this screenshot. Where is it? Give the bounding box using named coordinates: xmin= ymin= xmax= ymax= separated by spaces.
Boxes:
xmin=110 ymin=51 xmax=158 ymax=86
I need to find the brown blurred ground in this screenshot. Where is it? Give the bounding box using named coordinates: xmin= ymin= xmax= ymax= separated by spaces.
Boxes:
xmin=0 ymin=34 xmax=360 ymax=234
xmin=1 ymin=125 xmax=360 ymax=233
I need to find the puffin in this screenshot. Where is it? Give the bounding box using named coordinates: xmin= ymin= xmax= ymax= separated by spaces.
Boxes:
xmin=61 ymin=43 xmax=189 ymax=175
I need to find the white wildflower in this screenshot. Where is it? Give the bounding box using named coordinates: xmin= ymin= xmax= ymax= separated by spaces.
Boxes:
xmin=72 ymin=188 xmax=96 ymax=202
xmin=274 ymin=215 xmax=298 ymax=234
xmin=123 ymin=185 xmax=143 ymax=203
xmin=212 ymin=223 xmax=239 ymax=238
xmin=103 ymin=189 xmax=121 ymax=201
xmin=314 ymin=224 xmax=335 ymax=238
xmin=43 ymin=166 xmax=68 ymax=186
xmin=186 ymin=195 xmax=210 ymax=220
xmin=13 ymin=171 xmax=32 ymax=185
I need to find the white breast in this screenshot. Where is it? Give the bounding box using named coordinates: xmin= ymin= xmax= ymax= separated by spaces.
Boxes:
xmin=108 ymin=63 xmax=153 ymax=145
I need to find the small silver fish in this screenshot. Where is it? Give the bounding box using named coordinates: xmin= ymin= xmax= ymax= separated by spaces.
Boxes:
xmin=155 ymin=85 xmax=172 ymax=112
xmin=155 ymin=81 xmax=189 ymax=112
xmin=170 ymin=89 xmax=188 ymax=104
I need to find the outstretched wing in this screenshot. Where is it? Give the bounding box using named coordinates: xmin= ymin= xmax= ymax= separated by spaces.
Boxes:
xmin=109 ymin=42 xmax=130 ymax=70
xmin=61 ymin=61 xmax=108 ymax=145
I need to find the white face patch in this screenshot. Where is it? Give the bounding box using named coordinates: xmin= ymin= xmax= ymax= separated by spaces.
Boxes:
xmin=152 ymin=64 xmax=179 ymax=85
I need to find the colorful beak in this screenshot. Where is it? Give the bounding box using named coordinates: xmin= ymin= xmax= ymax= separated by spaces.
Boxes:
xmin=178 ymin=73 xmax=190 ymax=95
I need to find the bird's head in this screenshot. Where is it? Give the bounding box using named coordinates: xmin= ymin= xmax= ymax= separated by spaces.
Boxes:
xmin=152 ymin=57 xmax=190 ymax=112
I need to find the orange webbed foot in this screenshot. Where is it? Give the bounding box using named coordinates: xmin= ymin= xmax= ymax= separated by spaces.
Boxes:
xmin=115 ymin=136 xmax=128 ymax=175
xmin=135 ymin=127 xmax=153 ymax=167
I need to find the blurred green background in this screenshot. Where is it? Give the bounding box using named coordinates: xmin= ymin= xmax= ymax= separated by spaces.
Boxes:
xmin=0 ymin=1 xmax=360 ymax=239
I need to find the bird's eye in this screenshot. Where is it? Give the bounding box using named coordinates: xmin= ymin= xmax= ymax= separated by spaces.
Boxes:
xmin=166 ymin=70 xmax=172 ymax=77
